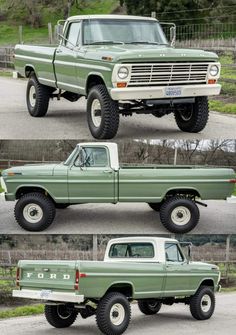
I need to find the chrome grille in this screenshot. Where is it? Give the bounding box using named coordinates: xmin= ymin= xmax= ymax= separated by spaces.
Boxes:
xmin=128 ymin=63 xmax=209 ymax=86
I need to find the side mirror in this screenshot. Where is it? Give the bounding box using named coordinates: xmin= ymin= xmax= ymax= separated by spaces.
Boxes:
xmin=160 ymin=22 xmax=176 ymax=47
xmin=180 ymin=242 xmax=192 ymax=263
xmin=170 ymin=26 xmax=176 ymax=47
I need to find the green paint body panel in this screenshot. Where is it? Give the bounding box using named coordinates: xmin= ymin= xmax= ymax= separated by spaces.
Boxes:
xmin=17 ymin=258 xmax=219 ymax=300
xmin=14 ymin=16 xmax=219 ymax=97
xmin=2 ymin=144 xmax=235 ymax=203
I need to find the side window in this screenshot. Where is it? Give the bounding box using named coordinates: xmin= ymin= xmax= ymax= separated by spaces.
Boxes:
xmin=65 ymin=22 xmax=81 ymax=47
xmin=75 ymin=147 xmax=109 ymax=168
xmin=165 ymin=243 xmax=184 ymax=262
xmin=109 ymin=243 xmax=154 ymax=258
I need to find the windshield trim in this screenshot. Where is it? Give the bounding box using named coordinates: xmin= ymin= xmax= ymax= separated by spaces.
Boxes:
xmin=82 ymin=18 xmax=168 ymax=46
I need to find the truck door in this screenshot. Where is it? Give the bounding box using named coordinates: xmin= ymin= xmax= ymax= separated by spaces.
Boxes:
xmin=68 ymin=146 xmax=115 ymax=203
xmin=163 ymin=242 xmax=190 ymax=296
xmin=54 ymin=20 xmax=83 ymax=93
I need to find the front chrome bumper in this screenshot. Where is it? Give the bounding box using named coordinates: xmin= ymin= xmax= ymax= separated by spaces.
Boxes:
xmin=13 ymin=289 xmax=85 ymax=303
xmin=110 ymin=84 xmax=221 ymax=100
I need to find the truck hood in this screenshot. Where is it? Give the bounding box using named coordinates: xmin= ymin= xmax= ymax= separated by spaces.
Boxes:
xmin=2 ymin=163 xmax=60 ymax=177
xmin=190 ymin=261 xmax=219 ymax=271
xmin=85 ymin=44 xmax=219 ymax=63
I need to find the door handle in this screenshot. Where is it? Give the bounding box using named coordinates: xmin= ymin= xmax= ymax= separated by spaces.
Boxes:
xmin=56 ymin=49 xmax=63 ymax=54
xmin=103 ymin=170 xmax=112 ymax=174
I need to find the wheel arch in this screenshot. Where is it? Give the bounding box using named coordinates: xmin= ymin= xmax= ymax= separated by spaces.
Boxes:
xmin=25 ymin=65 xmax=37 ymax=78
xmin=15 ymin=185 xmax=56 ymax=203
xmin=163 ymin=187 xmax=201 ymax=200
xmin=86 ymin=73 xmax=106 ymax=96
xmin=197 ymin=278 xmax=215 ymax=291
xmin=104 ymin=281 xmax=134 ymax=299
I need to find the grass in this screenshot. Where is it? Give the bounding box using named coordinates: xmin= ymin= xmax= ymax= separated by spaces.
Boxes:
xmin=209 ymin=52 xmax=236 ymax=114
xmin=233 ymin=185 xmax=236 ymax=196
xmin=0 ymin=0 xmax=118 ymax=46
xmin=0 ymin=304 xmax=44 ymax=319
xmin=221 ymin=287 xmax=236 ymax=292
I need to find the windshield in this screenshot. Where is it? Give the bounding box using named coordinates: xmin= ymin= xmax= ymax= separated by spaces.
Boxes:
xmin=64 ymin=146 xmax=79 ymax=166
xmin=83 ymin=19 xmax=168 ymax=45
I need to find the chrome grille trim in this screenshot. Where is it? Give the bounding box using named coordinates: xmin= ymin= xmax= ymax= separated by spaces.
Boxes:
xmin=128 ymin=63 xmax=209 ymax=86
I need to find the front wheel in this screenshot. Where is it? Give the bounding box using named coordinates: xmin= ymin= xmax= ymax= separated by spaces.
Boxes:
xmin=96 ymin=292 xmax=131 ymax=335
xmin=175 ymin=97 xmax=209 ymax=133
xmin=138 ymin=299 xmax=162 ymax=315
xmin=160 ymin=196 xmax=200 ymax=233
xmin=14 ymin=192 xmax=56 ymax=232
xmin=87 ymin=85 xmax=120 ymax=139
xmin=190 ymin=286 xmax=215 ymax=320
xmin=26 ymin=74 xmax=51 ymax=117
xmin=45 ymin=305 xmax=78 ymax=328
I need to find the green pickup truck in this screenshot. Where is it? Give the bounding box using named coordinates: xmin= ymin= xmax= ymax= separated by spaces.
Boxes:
xmin=14 ymin=15 xmax=221 ymax=139
xmin=13 ymin=236 xmax=221 ymax=335
xmin=1 ymin=143 xmax=235 ymax=233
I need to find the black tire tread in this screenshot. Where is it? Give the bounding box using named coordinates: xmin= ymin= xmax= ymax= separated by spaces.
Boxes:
xmin=175 ymin=96 xmax=209 ymax=133
xmin=45 ymin=305 xmax=78 ymax=328
xmin=138 ymin=300 xmax=162 ymax=315
xmin=14 ymin=192 xmax=56 ymax=232
xmin=160 ymin=195 xmax=200 ymax=233
xmin=190 ymin=286 xmax=215 ymax=320
xmin=26 ymin=74 xmax=51 ymax=117
xmin=96 ymin=292 xmax=131 ymax=335
xmin=87 ymin=84 xmax=119 ymax=139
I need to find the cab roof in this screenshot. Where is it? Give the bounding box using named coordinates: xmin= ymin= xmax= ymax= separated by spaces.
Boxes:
xmin=68 ymin=14 xmax=158 ymax=22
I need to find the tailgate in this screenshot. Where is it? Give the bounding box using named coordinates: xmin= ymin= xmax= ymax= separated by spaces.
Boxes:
xmin=18 ymin=260 xmax=78 ymax=291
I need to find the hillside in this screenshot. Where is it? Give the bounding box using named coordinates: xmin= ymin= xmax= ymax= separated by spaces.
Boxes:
xmin=0 ymin=0 xmax=120 ymax=46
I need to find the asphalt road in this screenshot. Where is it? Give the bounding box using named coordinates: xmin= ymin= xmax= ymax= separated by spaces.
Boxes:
xmin=1 ymin=77 xmax=236 ymax=139
xmin=0 ymin=198 xmax=235 ymax=234
xmin=1 ymin=293 xmax=236 ymax=335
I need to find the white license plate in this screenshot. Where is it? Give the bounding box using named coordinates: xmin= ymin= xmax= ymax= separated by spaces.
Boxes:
xmin=165 ymin=87 xmax=182 ymax=97
xmin=40 ymin=290 xmax=52 ymax=299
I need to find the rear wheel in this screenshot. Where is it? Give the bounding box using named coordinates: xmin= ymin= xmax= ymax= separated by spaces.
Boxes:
xmin=175 ymin=97 xmax=209 ymax=133
xmin=138 ymin=299 xmax=162 ymax=315
xmin=14 ymin=192 xmax=56 ymax=232
xmin=45 ymin=305 xmax=78 ymax=328
xmin=55 ymin=204 xmax=70 ymax=209
xmin=96 ymin=292 xmax=131 ymax=335
xmin=26 ymin=74 xmax=51 ymax=117
xmin=190 ymin=286 xmax=215 ymax=320
xmin=148 ymin=203 xmax=162 ymax=212
xmin=87 ymin=85 xmax=120 ymax=139
xmin=160 ymin=196 xmax=199 ymax=233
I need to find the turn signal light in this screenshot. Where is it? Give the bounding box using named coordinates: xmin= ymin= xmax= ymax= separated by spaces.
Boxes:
xmin=208 ymin=79 xmax=217 ymax=84
xmin=117 ymin=82 xmax=127 ymax=88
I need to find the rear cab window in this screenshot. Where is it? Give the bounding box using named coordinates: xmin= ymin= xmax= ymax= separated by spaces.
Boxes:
xmin=109 ymin=242 xmax=155 ymax=258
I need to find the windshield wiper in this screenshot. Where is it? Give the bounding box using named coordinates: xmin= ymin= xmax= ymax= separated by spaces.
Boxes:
xmin=127 ymin=41 xmax=168 ymax=45
xmin=89 ymin=40 xmax=124 ymax=45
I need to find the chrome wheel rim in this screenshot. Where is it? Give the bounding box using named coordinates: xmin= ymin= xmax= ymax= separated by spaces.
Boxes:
xmin=57 ymin=305 xmax=71 ymax=319
xmin=91 ymin=99 xmax=102 ymax=128
xmin=110 ymin=303 xmax=125 ymax=326
xmin=171 ymin=206 xmax=191 ymax=226
xmin=23 ymin=203 xmax=43 ymax=223
xmin=179 ymin=109 xmax=193 ymax=121
xmin=201 ymin=294 xmax=211 ymax=313
xmin=29 ymin=85 xmax=37 ymax=107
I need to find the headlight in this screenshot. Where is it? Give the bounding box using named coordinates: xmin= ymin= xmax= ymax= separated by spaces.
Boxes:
xmin=209 ymin=65 xmax=219 ymax=77
xmin=118 ymin=66 xmax=129 ymax=79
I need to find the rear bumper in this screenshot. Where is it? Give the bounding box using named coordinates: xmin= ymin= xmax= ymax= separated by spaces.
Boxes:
xmin=13 ymin=289 xmax=85 ymax=303
xmin=110 ymin=84 xmax=221 ymax=100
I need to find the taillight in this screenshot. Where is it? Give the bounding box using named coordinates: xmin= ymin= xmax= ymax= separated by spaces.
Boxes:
xmin=229 ymin=179 xmax=236 ymax=183
xmin=16 ymin=268 xmax=20 ymax=287
xmin=74 ymin=270 xmax=86 ymax=290
xmin=74 ymin=270 xmax=80 ymax=290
